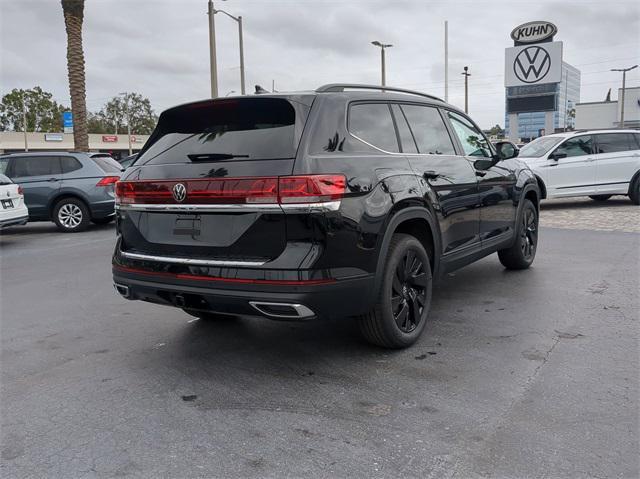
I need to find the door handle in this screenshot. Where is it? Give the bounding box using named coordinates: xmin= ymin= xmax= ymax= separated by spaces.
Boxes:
xmin=585 ymin=158 xmax=595 ymax=162
xmin=475 ymin=171 xmax=487 ymax=177
xmin=47 ymin=178 xmax=59 ymax=182
xmin=423 ymin=171 xmax=440 ymax=180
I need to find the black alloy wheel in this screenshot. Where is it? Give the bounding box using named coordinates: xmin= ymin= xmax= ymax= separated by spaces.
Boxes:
xmin=520 ymin=205 xmax=538 ymax=262
xmin=391 ymin=249 xmax=429 ymax=333
xmin=498 ymin=199 xmax=538 ymax=270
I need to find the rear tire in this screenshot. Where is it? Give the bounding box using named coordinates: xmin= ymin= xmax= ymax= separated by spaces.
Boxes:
xmin=498 ymin=199 xmax=538 ymax=270
xmin=589 ymin=195 xmax=612 ymax=202
xmin=91 ymin=216 xmax=114 ymax=225
xmin=52 ymin=198 xmax=90 ymax=232
xmin=182 ymin=308 xmax=235 ymax=321
xmin=358 ymin=233 xmax=433 ymax=349
xmin=629 ymin=177 xmax=640 ymax=205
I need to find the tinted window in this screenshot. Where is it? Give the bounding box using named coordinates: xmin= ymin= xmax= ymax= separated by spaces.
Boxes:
xmin=0 ymin=173 xmax=12 ymax=185
xmin=447 ymin=111 xmax=491 ymax=157
xmin=139 ymin=98 xmax=303 ymax=165
xmin=402 ymin=105 xmax=456 ymax=155
xmin=348 ymin=103 xmax=399 ymax=152
xmin=595 ymin=133 xmax=637 ymax=154
xmin=60 ymin=156 xmax=83 ymax=174
xmin=391 ymin=105 xmax=417 ymax=153
xmin=92 ymin=156 xmax=123 ymax=173
xmin=554 ymin=136 xmax=593 ymax=158
xmin=0 ymin=158 xmax=8 ymax=175
xmin=634 ymin=134 xmax=640 ymax=149
xmin=11 ymin=156 xmax=61 ymax=178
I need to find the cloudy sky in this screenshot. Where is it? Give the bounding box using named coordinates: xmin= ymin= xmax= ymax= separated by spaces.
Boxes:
xmin=1 ymin=0 xmax=639 ymax=128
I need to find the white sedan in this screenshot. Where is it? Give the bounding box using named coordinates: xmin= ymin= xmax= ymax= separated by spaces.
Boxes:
xmin=0 ymin=173 xmax=29 ymax=228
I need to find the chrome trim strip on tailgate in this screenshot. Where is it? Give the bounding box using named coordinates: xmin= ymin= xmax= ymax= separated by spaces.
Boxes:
xmin=116 ymin=201 xmax=341 ymax=213
xmin=120 ymin=250 xmax=267 ymax=267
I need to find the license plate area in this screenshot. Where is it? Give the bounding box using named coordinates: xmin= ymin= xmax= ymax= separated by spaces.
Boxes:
xmin=2 ymin=199 xmax=14 ymax=209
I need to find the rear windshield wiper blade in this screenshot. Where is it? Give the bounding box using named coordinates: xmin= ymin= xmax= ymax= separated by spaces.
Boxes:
xmin=187 ymin=153 xmax=250 ymax=161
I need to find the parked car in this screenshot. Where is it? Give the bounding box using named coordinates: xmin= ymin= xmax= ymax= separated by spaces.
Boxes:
xmin=119 ymin=153 xmax=138 ymax=169
xmin=517 ymin=129 xmax=640 ymax=204
xmin=112 ymin=84 xmax=540 ymax=348
xmin=0 ymin=173 xmax=29 ymax=228
xmin=0 ymin=152 xmax=122 ymax=232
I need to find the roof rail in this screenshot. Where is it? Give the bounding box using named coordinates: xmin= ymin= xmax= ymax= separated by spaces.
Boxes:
xmin=315 ymin=84 xmax=444 ymax=102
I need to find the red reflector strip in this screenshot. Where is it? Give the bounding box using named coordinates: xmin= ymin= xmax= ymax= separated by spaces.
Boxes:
xmin=115 ymin=175 xmax=346 ymax=205
xmin=113 ymin=264 xmax=336 ymax=286
xmin=97 ymin=176 xmax=120 ymax=187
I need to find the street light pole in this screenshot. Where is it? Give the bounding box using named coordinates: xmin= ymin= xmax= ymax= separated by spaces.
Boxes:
xmin=462 ymin=66 xmax=471 ymax=113
xmin=611 ymin=64 xmax=638 ymax=127
xmin=22 ymin=93 xmax=28 ymax=152
xmin=371 ymin=41 xmax=393 ymax=86
xmin=119 ymin=92 xmax=132 ymax=156
xmin=207 ymin=0 xmax=219 ymax=98
xmin=444 ymin=20 xmax=449 ymax=102
xmin=215 ymin=8 xmax=246 ymax=95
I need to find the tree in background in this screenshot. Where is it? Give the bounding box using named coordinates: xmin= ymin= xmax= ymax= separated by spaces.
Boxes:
xmin=61 ymin=0 xmax=89 ymax=151
xmin=0 ymin=87 xmax=68 ymax=132
xmin=487 ymin=124 xmax=504 ymax=138
xmin=88 ymin=93 xmax=157 ymax=135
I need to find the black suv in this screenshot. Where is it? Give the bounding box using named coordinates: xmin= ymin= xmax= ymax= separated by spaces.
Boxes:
xmin=112 ymin=84 xmax=539 ymax=348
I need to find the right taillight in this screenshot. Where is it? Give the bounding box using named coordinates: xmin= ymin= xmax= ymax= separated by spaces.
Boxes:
xmin=17 ymin=185 xmax=24 ymax=196
xmin=115 ymin=175 xmax=346 ymax=206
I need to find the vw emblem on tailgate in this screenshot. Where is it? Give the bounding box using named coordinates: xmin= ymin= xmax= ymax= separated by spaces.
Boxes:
xmin=172 ymin=183 xmax=187 ymax=202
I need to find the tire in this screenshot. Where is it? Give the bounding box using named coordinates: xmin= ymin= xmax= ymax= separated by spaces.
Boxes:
xmin=182 ymin=308 xmax=235 ymax=321
xmin=91 ymin=216 xmax=114 ymax=225
xmin=589 ymin=195 xmax=612 ymax=202
xmin=358 ymin=233 xmax=433 ymax=349
xmin=52 ymin=198 xmax=90 ymax=232
xmin=498 ymin=199 xmax=538 ymax=270
xmin=630 ymin=176 xmax=640 ymax=205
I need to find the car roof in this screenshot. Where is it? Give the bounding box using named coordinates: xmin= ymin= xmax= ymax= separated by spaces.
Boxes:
xmin=543 ymin=129 xmax=640 ymax=139
xmin=0 ymin=151 xmax=91 ymax=158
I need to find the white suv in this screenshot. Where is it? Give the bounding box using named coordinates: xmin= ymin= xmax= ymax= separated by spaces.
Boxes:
xmin=517 ymin=130 xmax=640 ymax=204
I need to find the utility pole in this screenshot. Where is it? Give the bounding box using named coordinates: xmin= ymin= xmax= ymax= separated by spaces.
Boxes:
xmin=462 ymin=66 xmax=470 ymax=113
xmin=611 ymin=64 xmax=638 ymax=127
xmin=207 ymin=0 xmax=219 ymax=98
xmin=372 ymin=41 xmax=393 ymax=86
xmin=120 ymin=92 xmax=132 ymax=155
xmin=444 ymin=20 xmax=449 ymax=102
xmin=22 ymin=93 xmax=28 ymax=152
xmin=214 ymin=7 xmax=246 ymax=95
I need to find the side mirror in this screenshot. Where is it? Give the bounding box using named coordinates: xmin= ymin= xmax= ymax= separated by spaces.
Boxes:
xmin=494 ymin=141 xmax=519 ymax=160
xmin=473 ymin=158 xmax=495 ymax=171
xmin=549 ymin=152 xmax=567 ymax=161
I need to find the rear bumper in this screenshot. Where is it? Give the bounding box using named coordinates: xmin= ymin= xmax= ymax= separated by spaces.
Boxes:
xmin=0 ymin=213 xmax=29 ymax=228
xmin=112 ymin=266 xmax=374 ymax=320
xmin=90 ymin=199 xmax=115 ymax=218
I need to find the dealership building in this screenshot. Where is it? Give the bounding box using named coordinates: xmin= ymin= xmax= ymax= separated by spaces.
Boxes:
xmin=574 ymin=86 xmax=640 ymax=129
xmin=504 ymin=21 xmax=581 ymax=142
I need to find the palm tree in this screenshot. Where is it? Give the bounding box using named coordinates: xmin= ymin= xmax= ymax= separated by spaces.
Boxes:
xmin=61 ymin=0 xmax=88 ymax=151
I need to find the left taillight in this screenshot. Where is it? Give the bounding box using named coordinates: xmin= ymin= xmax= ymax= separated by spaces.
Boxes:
xmin=96 ymin=176 xmax=120 ymax=187
xmin=17 ymin=185 xmax=24 ymax=196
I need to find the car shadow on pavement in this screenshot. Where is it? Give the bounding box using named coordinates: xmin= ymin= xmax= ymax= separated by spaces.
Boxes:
xmin=540 ymin=197 xmax=632 ymax=210
xmin=0 ymin=222 xmax=115 ymax=236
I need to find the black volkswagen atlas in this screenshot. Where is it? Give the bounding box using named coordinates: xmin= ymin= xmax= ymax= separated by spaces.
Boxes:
xmin=112 ymin=84 xmax=540 ymax=348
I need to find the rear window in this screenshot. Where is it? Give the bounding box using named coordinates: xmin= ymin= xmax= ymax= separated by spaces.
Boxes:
xmin=0 ymin=173 xmax=12 ymax=185
xmin=138 ymin=98 xmax=304 ymax=165
xmin=92 ymin=156 xmax=123 ymax=173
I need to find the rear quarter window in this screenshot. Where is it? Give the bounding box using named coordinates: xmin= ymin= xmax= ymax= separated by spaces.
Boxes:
xmin=348 ymin=103 xmax=399 ymax=152
xmin=61 ymin=156 xmax=83 ymax=174
xmin=92 ymin=156 xmax=123 ymax=174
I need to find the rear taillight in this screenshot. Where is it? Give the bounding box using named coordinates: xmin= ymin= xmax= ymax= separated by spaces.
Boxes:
xmin=115 ymin=175 xmax=346 ymax=206
xmin=17 ymin=186 xmax=24 ymax=196
xmin=96 ymin=176 xmax=120 ymax=187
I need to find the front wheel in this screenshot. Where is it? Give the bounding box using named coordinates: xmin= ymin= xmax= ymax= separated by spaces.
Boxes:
xmin=498 ymin=199 xmax=538 ymax=270
xmin=630 ymin=176 xmax=640 ymax=205
xmin=52 ymin=198 xmax=90 ymax=232
xmin=358 ymin=233 xmax=433 ymax=349
xmin=589 ymin=195 xmax=612 ymax=202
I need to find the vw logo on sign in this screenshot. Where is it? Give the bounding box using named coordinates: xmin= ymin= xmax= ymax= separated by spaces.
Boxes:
xmin=513 ymin=46 xmax=551 ymax=84
xmin=172 ymin=183 xmax=187 ymax=202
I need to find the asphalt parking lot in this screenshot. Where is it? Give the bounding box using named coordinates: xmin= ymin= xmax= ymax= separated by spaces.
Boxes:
xmin=1 ymin=198 xmax=638 ymax=478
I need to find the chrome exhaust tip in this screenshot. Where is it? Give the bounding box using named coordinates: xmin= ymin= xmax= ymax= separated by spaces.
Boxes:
xmin=113 ymin=283 xmax=130 ymax=298
xmin=249 ymin=301 xmax=315 ymax=319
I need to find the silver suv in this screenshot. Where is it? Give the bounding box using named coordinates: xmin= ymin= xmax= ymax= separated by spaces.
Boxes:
xmin=0 ymin=152 xmax=123 ymax=232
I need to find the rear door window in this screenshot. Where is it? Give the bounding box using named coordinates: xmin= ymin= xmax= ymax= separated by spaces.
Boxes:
xmin=390 ymin=104 xmax=418 ymax=153
xmin=60 ymin=156 xmax=83 ymax=174
xmin=138 ymin=98 xmax=306 ymax=165
xmin=595 ymin=133 xmax=637 ymax=153
xmin=348 ymin=103 xmax=400 ymax=152
xmin=402 ymin=105 xmax=456 ymax=155
xmin=11 ymin=156 xmax=61 ymax=178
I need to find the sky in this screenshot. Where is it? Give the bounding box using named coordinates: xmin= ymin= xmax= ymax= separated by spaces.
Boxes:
xmin=1 ymin=0 xmax=639 ymax=129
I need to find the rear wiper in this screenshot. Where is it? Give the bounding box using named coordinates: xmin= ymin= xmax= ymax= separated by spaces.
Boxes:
xmin=188 ymin=153 xmax=250 ymax=161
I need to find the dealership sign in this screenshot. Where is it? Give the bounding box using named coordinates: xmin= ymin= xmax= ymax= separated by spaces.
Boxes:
xmin=505 ymin=41 xmax=562 ymax=87
xmin=510 ymin=21 xmax=557 ymax=44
